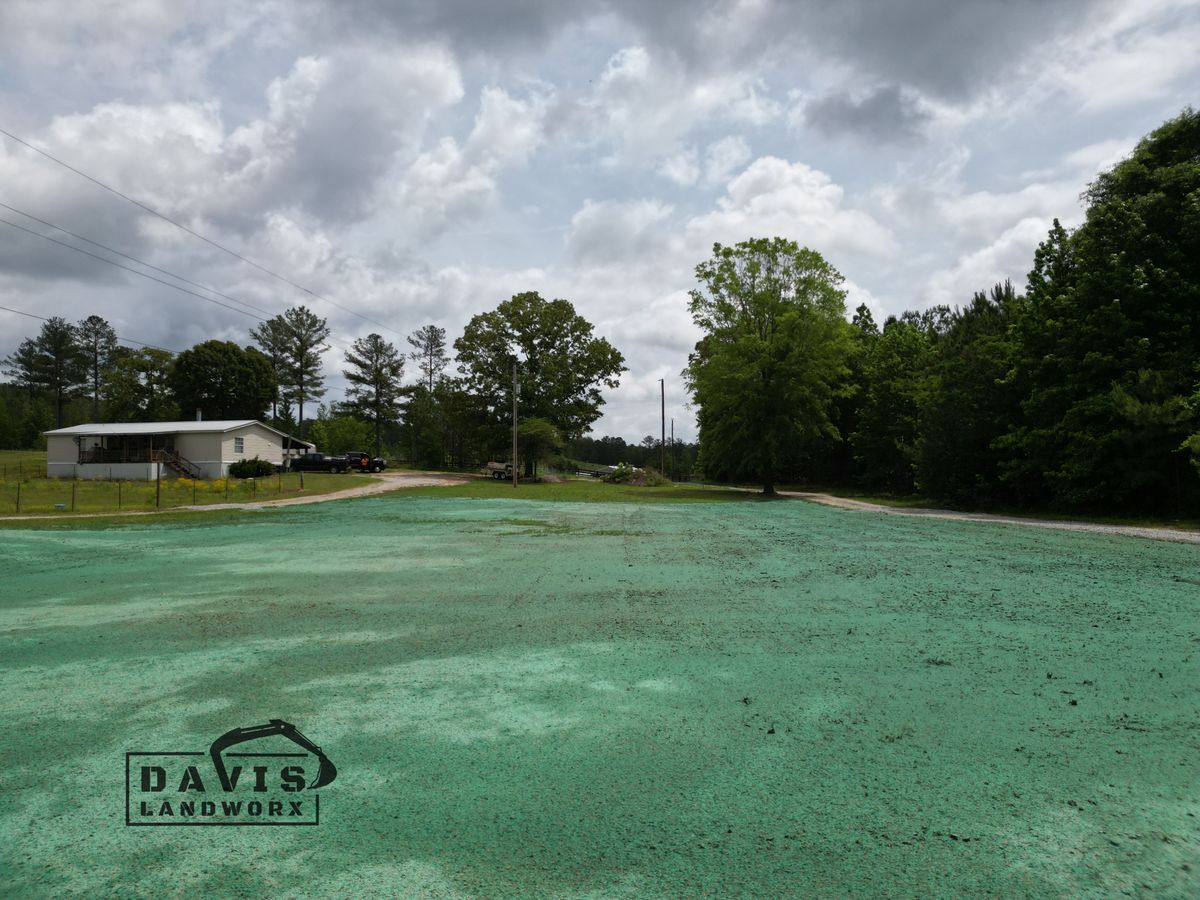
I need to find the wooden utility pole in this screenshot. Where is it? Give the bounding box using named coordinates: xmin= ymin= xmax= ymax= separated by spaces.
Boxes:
xmin=670 ymin=417 xmax=674 ymax=482
xmin=512 ymin=361 xmax=519 ymax=488
xmin=659 ymin=378 xmax=666 ymax=475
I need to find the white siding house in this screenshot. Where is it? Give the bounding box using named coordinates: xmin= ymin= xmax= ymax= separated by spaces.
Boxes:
xmin=44 ymin=421 xmax=313 ymax=480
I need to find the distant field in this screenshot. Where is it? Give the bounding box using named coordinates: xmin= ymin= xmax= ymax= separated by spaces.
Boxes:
xmin=0 ymin=471 xmax=373 ymax=516
xmin=404 ymin=476 xmax=757 ymax=503
xmin=1 ymin=493 xmax=1195 ymax=896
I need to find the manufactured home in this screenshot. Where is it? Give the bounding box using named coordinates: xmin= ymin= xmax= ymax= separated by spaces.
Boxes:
xmin=44 ymin=420 xmax=313 ymax=480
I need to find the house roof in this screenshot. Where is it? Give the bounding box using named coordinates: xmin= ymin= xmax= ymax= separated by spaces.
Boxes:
xmin=44 ymin=420 xmax=313 ymax=446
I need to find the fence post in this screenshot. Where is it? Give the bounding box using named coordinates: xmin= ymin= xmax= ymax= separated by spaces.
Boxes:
xmin=156 ymin=464 xmax=161 ymax=508
xmin=15 ymin=481 xmax=20 ymax=513
xmin=71 ymin=479 xmax=76 ymax=512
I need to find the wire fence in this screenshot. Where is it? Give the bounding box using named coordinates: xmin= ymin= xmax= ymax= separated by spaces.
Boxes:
xmin=0 ymin=471 xmax=332 ymax=515
xmin=0 ymin=458 xmax=49 ymax=482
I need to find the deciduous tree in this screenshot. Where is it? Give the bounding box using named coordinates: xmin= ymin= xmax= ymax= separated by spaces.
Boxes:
xmin=103 ymin=347 xmax=178 ymax=422
xmin=685 ymin=237 xmax=853 ymax=495
xmin=455 ymin=292 xmax=625 ymax=473
xmin=169 ymin=340 xmax=275 ymax=421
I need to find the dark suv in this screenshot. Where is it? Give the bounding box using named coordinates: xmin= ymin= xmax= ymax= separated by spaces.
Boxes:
xmin=344 ymin=451 xmax=387 ymax=473
xmin=289 ymin=453 xmax=350 ymax=473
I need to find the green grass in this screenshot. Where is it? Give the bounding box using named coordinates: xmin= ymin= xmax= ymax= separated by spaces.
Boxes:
xmin=0 ymin=472 xmax=375 ymax=517
xmin=0 ymin=449 xmax=47 ymax=479
xmin=404 ymin=476 xmax=759 ymax=503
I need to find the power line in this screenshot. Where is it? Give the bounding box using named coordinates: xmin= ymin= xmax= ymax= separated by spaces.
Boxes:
xmin=0 ymin=200 xmax=275 ymax=318
xmin=0 ymin=303 xmax=177 ymax=353
xmin=0 ymin=216 xmax=267 ymax=322
xmin=0 ymin=215 xmax=356 ymax=356
xmin=0 ymin=125 xmax=408 ymax=338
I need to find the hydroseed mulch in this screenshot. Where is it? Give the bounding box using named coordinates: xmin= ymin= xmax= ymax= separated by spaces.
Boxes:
xmin=1 ymin=494 xmax=1196 ymax=897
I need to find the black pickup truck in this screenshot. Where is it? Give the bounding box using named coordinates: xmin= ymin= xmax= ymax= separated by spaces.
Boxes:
xmin=344 ymin=451 xmax=387 ymax=473
xmin=288 ymin=453 xmax=351 ymax=473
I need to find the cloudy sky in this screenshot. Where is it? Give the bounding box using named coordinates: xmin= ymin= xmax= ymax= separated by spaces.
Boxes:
xmin=1 ymin=1 xmax=1197 ymax=440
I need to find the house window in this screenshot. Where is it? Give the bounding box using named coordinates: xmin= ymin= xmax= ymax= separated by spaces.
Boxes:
xmin=234 ymin=437 xmax=244 ymax=454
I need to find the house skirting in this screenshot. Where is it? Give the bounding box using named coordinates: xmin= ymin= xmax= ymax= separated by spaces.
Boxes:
xmin=49 ymin=462 xmax=165 ymax=480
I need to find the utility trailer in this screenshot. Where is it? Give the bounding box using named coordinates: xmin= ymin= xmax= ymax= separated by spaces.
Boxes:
xmin=481 ymin=461 xmax=520 ymax=480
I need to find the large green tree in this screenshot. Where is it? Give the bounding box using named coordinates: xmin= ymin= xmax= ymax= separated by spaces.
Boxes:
xmin=342 ymin=333 xmax=405 ymax=457
xmin=169 ymin=340 xmax=275 ymax=421
xmin=685 ymin=237 xmax=853 ymax=495
xmin=77 ymin=315 xmax=118 ymax=419
xmin=2 ymin=317 xmax=86 ymax=427
xmin=103 ymin=347 xmax=179 ymax=422
xmin=249 ymin=316 xmax=294 ymax=424
xmin=308 ymin=405 xmax=375 ymax=455
xmin=454 ymin=292 xmax=625 ymax=471
xmin=252 ymin=306 xmax=330 ymax=431
xmin=916 ymin=283 xmax=1019 ymax=507
xmin=851 ymin=316 xmax=932 ymax=493
xmin=1000 ymin=108 xmax=1200 ymax=512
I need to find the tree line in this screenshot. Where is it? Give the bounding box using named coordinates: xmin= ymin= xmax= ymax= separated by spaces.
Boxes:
xmin=3 ymin=109 xmax=1195 ymax=516
xmin=0 ymin=292 xmax=626 ymax=472
xmin=686 ymin=109 xmax=1200 ymax=516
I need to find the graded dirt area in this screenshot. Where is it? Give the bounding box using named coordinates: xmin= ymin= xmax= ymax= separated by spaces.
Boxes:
xmin=1 ymin=494 xmax=1196 ymax=896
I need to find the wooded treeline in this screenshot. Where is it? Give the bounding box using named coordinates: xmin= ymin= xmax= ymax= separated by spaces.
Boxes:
xmin=3 ymin=110 xmax=1196 ymax=516
xmin=0 ymin=292 xmax=627 ymax=475
xmin=688 ymin=110 xmax=1199 ymax=516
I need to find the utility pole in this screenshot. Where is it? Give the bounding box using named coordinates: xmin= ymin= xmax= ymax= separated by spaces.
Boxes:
xmin=659 ymin=378 xmax=666 ymax=475
xmin=512 ymin=361 xmax=519 ymax=489
xmin=670 ymin=417 xmax=674 ymax=482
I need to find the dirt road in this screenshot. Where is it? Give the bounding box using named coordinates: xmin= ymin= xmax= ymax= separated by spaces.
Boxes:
xmin=783 ymin=490 xmax=1200 ymax=545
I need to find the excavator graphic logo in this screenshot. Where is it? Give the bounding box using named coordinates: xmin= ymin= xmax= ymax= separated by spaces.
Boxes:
xmin=126 ymin=720 xmax=337 ymax=826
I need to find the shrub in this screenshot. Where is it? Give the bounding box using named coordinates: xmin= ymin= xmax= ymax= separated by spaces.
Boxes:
xmin=229 ymin=456 xmax=276 ymax=478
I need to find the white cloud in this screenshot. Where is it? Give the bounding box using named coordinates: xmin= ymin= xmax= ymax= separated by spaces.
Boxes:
xmin=561 ymin=45 xmax=781 ymax=165
xmin=564 ymin=198 xmax=675 ymax=266
xmin=1047 ymin=2 xmax=1200 ymax=113
xmin=1064 ymin=137 xmax=1136 ymax=176
xmin=465 ymin=85 xmax=550 ymax=170
xmin=923 ymin=217 xmax=1050 ymax=308
xmin=657 ymin=147 xmax=700 ymax=186
xmin=687 ymin=156 xmax=897 ymax=259
xmin=702 ymin=136 xmax=751 ymax=185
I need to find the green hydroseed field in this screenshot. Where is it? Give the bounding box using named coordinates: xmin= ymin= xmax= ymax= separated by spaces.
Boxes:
xmin=1 ymin=492 xmax=1197 ymax=897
